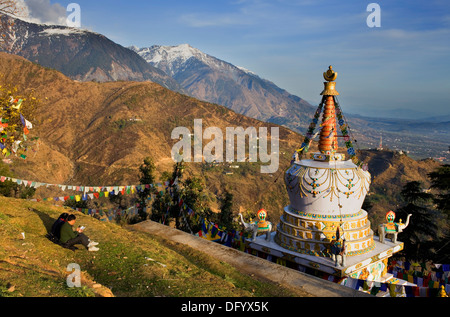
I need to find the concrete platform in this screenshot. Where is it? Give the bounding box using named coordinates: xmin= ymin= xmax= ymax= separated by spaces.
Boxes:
xmin=248 ymin=232 xmax=403 ymax=280
xmin=130 ymin=220 xmax=372 ymax=297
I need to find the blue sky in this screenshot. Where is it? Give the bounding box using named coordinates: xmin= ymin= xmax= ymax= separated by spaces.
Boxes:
xmin=22 ymin=0 xmax=450 ymax=119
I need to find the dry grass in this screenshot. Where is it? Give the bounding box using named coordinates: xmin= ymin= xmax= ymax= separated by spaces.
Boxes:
xmin=0 ymin=196 xmax=307 ymax=297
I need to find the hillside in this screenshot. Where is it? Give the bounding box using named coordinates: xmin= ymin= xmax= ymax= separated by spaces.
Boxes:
xmin=0 ymin=52 xmax=302 ymax=220
xmin=358 ymin=149 xmax=442 ymax=226
xmin=0 ymin=196 xmax=314 ymax=297
xmin=0 ymin=52 xmax=443 ymax=231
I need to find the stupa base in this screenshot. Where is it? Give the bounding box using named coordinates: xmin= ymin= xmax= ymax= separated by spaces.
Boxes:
xmin=245 ymin=232 xmax=404 ymax=282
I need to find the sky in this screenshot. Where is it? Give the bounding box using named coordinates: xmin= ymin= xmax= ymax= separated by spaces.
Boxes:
xmin=17 ymin=0 xmax=450 ymax=120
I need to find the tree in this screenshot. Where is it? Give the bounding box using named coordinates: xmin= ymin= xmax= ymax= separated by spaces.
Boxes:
xmin=1 ymin=0 xmax=26 ymax=50
xmin=428 ymin=164 xmax=450 ymax=263
xmin=1 ymin=81 xmax=40 ymax=159
xmin=150 ymin=161 xmax=185 ymax=226
xmin=362 ymin=196 xmax=374 ymax=213
xmin=150 ymin=190 xmax=172 ymax=224
xmin=218 ymin=190 xmax=235 ymax=231
xmin=395 ymin=181 xmax=438 ymax=261
xmin=178 ymin=176 xmax=212 ymax=234
xmin=136 ymin=157 xmax=156 ymax=222
xmin=433 ymin=232 xmax=450 ymax=264
xmin=64 ymin=198 xmax=89 ymax=210
xmin=428 ymin=164 xmax=450 ymax=216
xmin=0 ymin=160 xmax=34 ymax=198
xmin=1 ymin=2 xmax=40 ymax=160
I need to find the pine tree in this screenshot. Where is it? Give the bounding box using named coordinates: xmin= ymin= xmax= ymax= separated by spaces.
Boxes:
xmin=178 ymin=176 xmax=212 ymax=234
xmin=151 ymin=161 xmax=185 ymax=226
xmin=218 ymin=190 xmax=235 ymax=231
xmin=428 ymin=164 xmax=450 ymax=262
xmin=150 ymin=190 xmax=172 ymax=224
xmin=396 ymin=181 xmax=438 ymax=261
xmin=433 ymin=232 xmax=450 ymax=264
xmin=136 ymin=157 xmax=156 ymax=222
xmin=428 ymin=164 xmax=450 ymax=216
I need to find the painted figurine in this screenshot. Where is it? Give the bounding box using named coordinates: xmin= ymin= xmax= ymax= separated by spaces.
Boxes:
xmin=378 ymin=211 xmax=412 ymax=244
xmin=238 ymin=209 xmax=273 ymax=242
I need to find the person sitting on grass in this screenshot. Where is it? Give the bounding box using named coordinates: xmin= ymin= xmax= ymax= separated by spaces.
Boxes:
xmin=50 ymin=212 xmax=69 ymax=240
xmin=59 ymin=214 xmax=99 ymax=252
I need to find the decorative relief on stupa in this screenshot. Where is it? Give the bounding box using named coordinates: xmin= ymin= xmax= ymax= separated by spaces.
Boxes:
xmin=285 ymin=165 xmax=371 ymax=200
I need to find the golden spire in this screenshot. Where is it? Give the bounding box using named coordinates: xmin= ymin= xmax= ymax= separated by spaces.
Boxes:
xmin=323 ymin=66 xmax=338 ymax=82
xmin=312 ymin=65 xmax=343 ymax=162
xmin=318 ymin=96 xmax=338 ymax=154
xmin=321 ymin=66 xmax=339 ymax=96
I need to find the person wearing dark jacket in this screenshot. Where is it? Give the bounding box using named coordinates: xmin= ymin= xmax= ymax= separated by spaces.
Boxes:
xmin=59 ymin=214 xmax=99 ymax=252
xmin=51 ymin=213 xmax=69 ymax=239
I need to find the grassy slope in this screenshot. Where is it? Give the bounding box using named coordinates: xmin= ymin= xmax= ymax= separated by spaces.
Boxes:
xmin=0 ymin=196 xmax=308 ymax=297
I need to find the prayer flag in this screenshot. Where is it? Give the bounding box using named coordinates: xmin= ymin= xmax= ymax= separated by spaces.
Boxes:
xmin=211 ymin=224 xmax=219 ymax=238
xmin=325 ymin=130 xmax=334 ymax=139
xmin=320 ymin=116 xmax=335 ymax=127
xmin=25 ymin=119 xmax=33 ymax=130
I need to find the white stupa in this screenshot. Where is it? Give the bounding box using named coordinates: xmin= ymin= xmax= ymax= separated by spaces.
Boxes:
xmin=246 ymin=66 xmax=408 ymax=285
xmin=276 ymin=66 xmax=373 ymax=258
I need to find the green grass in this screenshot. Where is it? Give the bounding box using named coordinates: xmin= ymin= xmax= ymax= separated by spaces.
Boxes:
xmin=0 ymin=196 xmax=305 ymax=297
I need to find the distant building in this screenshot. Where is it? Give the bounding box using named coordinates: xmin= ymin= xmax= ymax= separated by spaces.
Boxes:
xmin=377 ymin=135 xmax=383 ymax=150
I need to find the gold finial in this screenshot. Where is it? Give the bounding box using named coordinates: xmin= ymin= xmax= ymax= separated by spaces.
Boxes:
xmin=321 ymin=66 xmax=339 ymax=96
xmin=324 ymin=66 xmax=338 ymax=82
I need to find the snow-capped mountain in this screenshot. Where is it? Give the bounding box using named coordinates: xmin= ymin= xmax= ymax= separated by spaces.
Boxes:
xmin=0 ymin=15 xmax=183 ymax=92
xmin=129 ymin=44 xmax=236 ymax=77
xmin=130 ymin=44 xmax=315 ymax=132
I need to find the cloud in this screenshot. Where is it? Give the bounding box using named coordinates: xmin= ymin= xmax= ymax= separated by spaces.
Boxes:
xmin=21 ymin=0 xmax=67 ymax=25
xmin=180 ymin=12 xmax=254 ymax=28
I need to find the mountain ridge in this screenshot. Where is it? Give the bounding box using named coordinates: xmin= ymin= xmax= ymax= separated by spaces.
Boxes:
xmin=130 ymin=44 xmax=315 ymax=128
xmin=0 ymin=15 xmax=184 ymax=93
